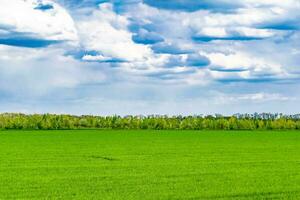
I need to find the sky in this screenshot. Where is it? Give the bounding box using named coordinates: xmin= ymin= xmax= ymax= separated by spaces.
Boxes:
xmin=0 ymin=0 xmax=299 ymax=115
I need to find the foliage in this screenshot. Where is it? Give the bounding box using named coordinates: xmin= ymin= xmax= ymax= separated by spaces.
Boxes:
xmin=0 ymin=113 xmax=300 ymax=130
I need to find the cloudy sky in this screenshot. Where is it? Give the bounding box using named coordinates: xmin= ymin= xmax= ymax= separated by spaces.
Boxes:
xmin=0 ymin=0 xmax=299 ymax=115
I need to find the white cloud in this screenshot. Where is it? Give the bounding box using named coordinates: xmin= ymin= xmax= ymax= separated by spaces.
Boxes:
xmin=0 ymin=0 xmax=77 ymax=41
xmin=206 ymin=51 xmax=282 ymax=72
xmin=82 ymin=54 xmax=113 ymax=62
xmin=0 ymin=45 xmax=106 ymax=97
xmin=77 ymin=3 xmax=152 ymax=62
xmin=215 ymin=92 xmax=295 ymax=104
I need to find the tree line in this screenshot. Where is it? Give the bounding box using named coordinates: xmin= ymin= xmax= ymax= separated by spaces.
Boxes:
xmin=0 ymin=113 xmax=300 ymax=130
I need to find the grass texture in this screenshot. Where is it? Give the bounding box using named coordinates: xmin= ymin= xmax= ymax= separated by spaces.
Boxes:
xmin=0 ymin=130 xmax=300 ymax=199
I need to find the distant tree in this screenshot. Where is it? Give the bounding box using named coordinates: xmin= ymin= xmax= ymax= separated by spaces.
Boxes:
xmin=0 ymin=113 xmax=299 ymax=130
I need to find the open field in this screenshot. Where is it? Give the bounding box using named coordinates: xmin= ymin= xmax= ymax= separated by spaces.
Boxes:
xmin=0 ymin=130 xmax=300 ymax=199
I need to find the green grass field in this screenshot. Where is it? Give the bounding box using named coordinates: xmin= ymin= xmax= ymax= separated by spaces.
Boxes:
xmin=1 ymin=130 xmax=300 ymax=199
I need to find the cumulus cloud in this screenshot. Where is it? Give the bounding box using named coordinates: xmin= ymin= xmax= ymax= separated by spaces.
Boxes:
xmin=77 ymin=3 xmax=152 ymax=62
xmin=0 ymin=0 xmax=77 ymax=47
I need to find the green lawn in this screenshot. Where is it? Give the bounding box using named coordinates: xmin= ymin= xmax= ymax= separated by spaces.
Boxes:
xmin=0 ymin=130 xmax=300 ymax=199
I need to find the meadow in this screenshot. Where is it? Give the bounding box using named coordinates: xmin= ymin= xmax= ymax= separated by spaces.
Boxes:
xmin=0 ymin=130 xmax=300 ymax=199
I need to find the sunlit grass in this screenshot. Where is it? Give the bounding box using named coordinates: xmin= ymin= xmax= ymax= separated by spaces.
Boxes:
xmin=0 ymin=130 xmax=300 ymax=199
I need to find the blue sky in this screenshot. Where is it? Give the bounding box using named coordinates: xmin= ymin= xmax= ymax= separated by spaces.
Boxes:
xmin=0 ymin=0 xmax=300 ymax=115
